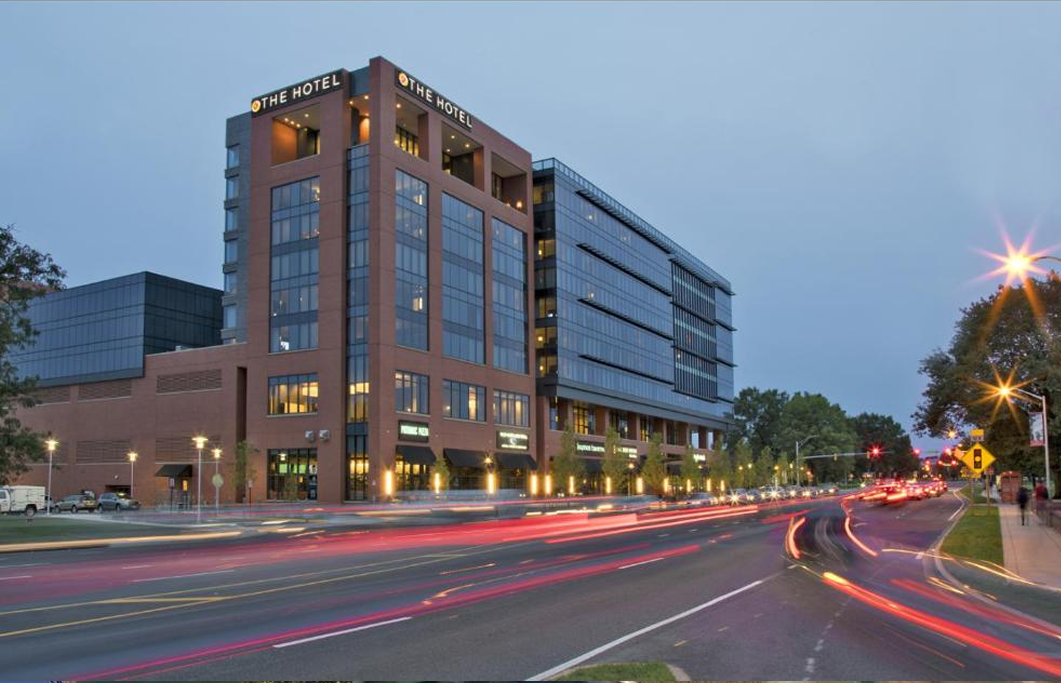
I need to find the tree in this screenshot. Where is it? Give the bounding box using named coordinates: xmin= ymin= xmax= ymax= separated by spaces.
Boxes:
xmin=433 ymin=452 xmax=450 ymax=492
xmin=233 ymin=440 xmax=259 ymax=503
xmin=710 ymin=449 xmax=733 ymax=492
xmin=602 ymin=426 xmax=627 ymax=494
xmin=680 ymin=444 xmax=701 ymax=494
xmin=779 ymin=393 xmax=859 ymax=485
xmin=0 ymin=225 xmax=65 ymax=484
xmin=550 ymin=427 xmax=585 ymax=495
xmin=730 ymin=387 xmax=790 ymax=455
xmin=641 ymin=432 xmax=667 ymax=496
xmin=754 ymin=446 xmax=776 ymax=488
xmin=776 ymin=452 xmax=791 ymax=485
xmin=914 ymin=276 xmax=1061 ymax=489
xmin=734 ymin=440 xmax=753 ymax=487
xmin=850 ymin=413 xmax=915 ymax=479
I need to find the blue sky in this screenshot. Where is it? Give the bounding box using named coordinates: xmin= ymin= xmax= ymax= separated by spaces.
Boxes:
xmin=3 ymin=2 xmax=1060 ymax=447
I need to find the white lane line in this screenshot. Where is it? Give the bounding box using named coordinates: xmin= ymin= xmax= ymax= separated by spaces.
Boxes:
xmin=132 ymin=569 xmax=234 ymax=583
xmin=947 ymin=505 xmax=964 ymax=522
xmin=122 ymin=564 xmax=153 ymax=570
xmin=273 ymin=616 xmax=412 ymax=648
xmin=619 ymin=557 xmax=665 ymax=570
xmin=0 ymin=562 xmax=46 ymax=569
xmin=0 ymin=575 xmax=32 ymax=581
xmin=528 ymin=579 xmax=765 ymax=681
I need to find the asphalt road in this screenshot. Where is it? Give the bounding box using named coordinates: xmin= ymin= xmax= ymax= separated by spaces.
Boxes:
xmin=1 ymin=490 xmax=1059 ymax=680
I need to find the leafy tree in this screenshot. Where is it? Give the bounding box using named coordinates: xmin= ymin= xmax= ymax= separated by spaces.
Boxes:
xmin=734 ymin=440 xmax=753 ymax=487
xmin=754 ymin=446 xmax=776 ymax=488
xmin=776 ymin=452 xmax=791 ymax=485
xmin=850 ymin=412 xmax=915 ymax=479
xmin=602 ymin=426 xmax=627 ymax=494
xmin=0 ymin=225 xmax=65 ymax=484
xmin=433 ymin=452 xmax=450 ymax=491
xmin=914 ymin=276 xmax=1061 ymax=490
xmin=233 ymin=440 xmax=259 ymax=503
xmin=641 ymin=432 xmax=667 ymax=495
xmin=680 ymin=444 xmax=701 ymax=494
xmin=550 ymin=427 xmax=585 ymax=494
xmin=779 ymin=393 xmax=859 ymax=485
xmin=730 ymin=387 xmax=790 ymax=455
xmin=709 ymin=449 xmax=732 ymax=493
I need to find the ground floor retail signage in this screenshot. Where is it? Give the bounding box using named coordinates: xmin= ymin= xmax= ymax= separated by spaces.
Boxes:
xmin=618 ymin=445 xmax=639 ymax=458
xmin=399 ymin=420 xmax=430 ymax=442
xmin=576 ymin=441 xmax=605 ymax=454
xmin=496 ymin=430 xmax=529 ymax=451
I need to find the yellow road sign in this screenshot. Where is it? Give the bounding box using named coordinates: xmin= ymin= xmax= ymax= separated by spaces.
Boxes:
xmin=960 ymin=444 xmax=996 ymax=474
xmin=970 ymin=428 xmax=985 ymax=443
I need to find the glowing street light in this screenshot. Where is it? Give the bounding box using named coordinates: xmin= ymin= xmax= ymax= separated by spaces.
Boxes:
xmin=128 ymin=451 xmax=138 ymax=501
xmin=192 ymin=435 xmax=208 ymax=524
xmin=45 ymin=437 xmax=57 ymax=516
xmin=212 ymin=448 xmax=222 ymax=513
xmin=996 ymin=383 xmax=1052 ymax=497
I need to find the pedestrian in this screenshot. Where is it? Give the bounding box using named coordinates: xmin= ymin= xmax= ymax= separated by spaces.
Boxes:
xmin=1017 ymin=485 xmax=1030 ymax=525
xmin=1035 ymin=479 xmax=1048 ymax=501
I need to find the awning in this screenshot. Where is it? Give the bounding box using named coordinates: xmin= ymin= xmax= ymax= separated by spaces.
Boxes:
xmin=495 ymin=453 xmax=537 ymax=470
xmin=445 ymin=449 xmax=487 ymax=469
xmin=396 ymin=445 xmax=436 ymax=466
xmin=580 ymin=458 xmax=604 ymax=474
xmin=666 ymin=461 xmax=683 ymax=473
xmin=155 ymin=464 xmax=193 ymax=478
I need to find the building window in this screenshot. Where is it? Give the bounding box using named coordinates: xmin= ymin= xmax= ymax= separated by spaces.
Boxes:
xmin=267 ymin=448 xmax=317 ymax=501
xmin=536 ymin=238 xmax=555 ymax=259
xmin=270 ymin=177 xmax=320 ymax=353
xmin=610 ymin=410 xmax=629 ymax=439
xmin=270 ymin=322 xmax=318 ymax=353
xmin=572 ymin=402 xmax=595 ymax=436
xmin=347 ymin=354 xmax=369 ymax=422
xmin=348 ymin=145 xmax=370 ymax=424
xmin=494 ymin=390 xmax=529 ymax=428
xmin=271 ymin=104 xmax=320 ymax=165
xmin=443 ymin=379 xmax=485 ymax=421
xmin=223 ymin=304 xmax=237 ymax=329
xmin=270 ymin=177 xmax=320 ymax=246
xmin=395 ymin=126 xmax=420 ymax=157
xmin=535 ymin=326 xmax=557 ymax=349
xmin=492 ymin=218 xmax=527 ymax=374
xmin=268 ymin=374 xmax=319 ymax=415
xmin=395 ymin=170 xmax=429 ymax=350
xmin=395 ymin=370 xmax=429 ymax=415
xmin=224 ymin=239 xmax=238 ymax=264
xmin=223 ymin=272 xmax=238 ymax=295
xmin=536 ymin=296 xmax=556 ymax=319
xmin=226 ymin=144 xmax=240 ymax=169
xmin=640 ymin=415 xmax=653 ymax=442
xmin=442 ymin=193 xmax=484 ymax=364
xmin=225 ymin=208 xmax=238 ymax=232
xmin=548 ymin=397 xmax=562 ymax=430
xmin=346 ymin=435 xmax=369 ymax=501
xmin=226 ymin=177 xmax=239 ymax=200
xmin=536 ymin=352 xmax=557 ymax=378
xmin=271 ymin=284 xmax=317 ymax=316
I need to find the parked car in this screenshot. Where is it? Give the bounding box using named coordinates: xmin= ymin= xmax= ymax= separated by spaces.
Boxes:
xmin=728 ymin=488 xmax=750 ymax=504
xmin=689 ymin=492 xmax=722 ymax=506
xmin=0 ymin=486 xmax=46 ymax=516
xmin=98 ymin=492 xmax=140 ymax=512
xmin=57 ymin=494 xmax=99 ymax=513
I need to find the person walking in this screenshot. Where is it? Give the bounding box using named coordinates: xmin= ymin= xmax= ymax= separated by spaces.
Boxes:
xmin=1017 ymin=484 xmax=1030 ymax=526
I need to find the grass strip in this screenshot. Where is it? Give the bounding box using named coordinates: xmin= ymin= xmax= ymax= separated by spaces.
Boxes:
xmin=553 ymin=661 xmax=676 ymax=681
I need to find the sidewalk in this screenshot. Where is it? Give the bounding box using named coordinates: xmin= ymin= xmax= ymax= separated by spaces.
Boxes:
xmin=998 ymin=501 xmax=1061 ymax=588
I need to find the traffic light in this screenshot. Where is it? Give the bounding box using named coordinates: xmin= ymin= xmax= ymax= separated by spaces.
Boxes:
xmin=973 ymin=448 xmax=983 ymax=469
xmin=913 ymin=448 xmax=921 ymax=457
xmin=869 ymin=446 xmax=881 ymax=458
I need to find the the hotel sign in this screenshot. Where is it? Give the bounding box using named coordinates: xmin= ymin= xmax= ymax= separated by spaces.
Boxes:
xmin=496 ymin=430 xmax=529 ymax=451
xmin=251 ymin=70 xmax=345 ymax=117
xmin=395 ymin=68 xmax=473 ymax=130
xmin=577 ymin=441 xmax=638 ymax=458
xmin=398 ymin=420 xmax=430 ymax=442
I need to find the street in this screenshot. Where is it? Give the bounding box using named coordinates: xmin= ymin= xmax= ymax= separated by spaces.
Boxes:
xmin=1 ymin=492 xmax=1059 ymax=680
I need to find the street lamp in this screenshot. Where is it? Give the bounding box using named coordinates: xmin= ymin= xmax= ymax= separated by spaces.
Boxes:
xmin=192 ymin=435 xmax=208 ymax=523
xmin=997 ymin=384 xmax=1052 ymax=497
xmin=128 ymin=451 xmax=137 ymax=500
xmin=627 ymin=461 xmax=635 ymax=496
xmin=484 ymin=455 xmax=496 ymax=495
xmin=45 ymin=438 xmax=57 ymax=516
xmin=212 ymin=447 xmax=222 ymax=513
xmin=795 ymin=435 xmax=818 ymax=487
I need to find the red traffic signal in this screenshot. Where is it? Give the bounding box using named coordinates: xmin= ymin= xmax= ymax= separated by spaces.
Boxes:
xmin=913 ymin=448 xmax=922 ymax=457
xmin=869 ymin=446 xmax=882 ymax=458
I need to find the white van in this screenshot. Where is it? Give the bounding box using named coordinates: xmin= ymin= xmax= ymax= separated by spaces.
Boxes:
xmin=0 ymin=485 xmax=46 ymax=517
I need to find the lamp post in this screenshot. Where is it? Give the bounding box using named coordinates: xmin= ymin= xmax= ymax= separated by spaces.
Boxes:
xmin=212 ymin=447 xmax=222 ymax=514
xmin=795 ymin=435 xmax=818 ymax=487
xmin=192 ymin=435 xmax=207 ymax=523
xmin=627 ymin=461 xmax=635 ymax=496
xmin=998 ymin=384 xmax=1052 ymax=497
xmin=484 ymin=455 xmax=496 ymax=496
xmin=128 ymin=451 xmax=137 ymax=500
xmin=45 ymin=438 xmax=57 ymax=516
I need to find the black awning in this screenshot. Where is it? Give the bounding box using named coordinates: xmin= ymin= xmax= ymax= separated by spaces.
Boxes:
xmin=445 ymin=449 xmax=487 ymax=469
xmin=396 ymin=445 xmax=436 ymax=466
xmin=496 ymin=453 xmax=537 ymax=470
xmin=666 ymin=461 xmax=683 ymax=473
xmin=580 ymin=457 xmax=604 ymax=473
xmin=155 ymin=464 xmax=193 ymax=478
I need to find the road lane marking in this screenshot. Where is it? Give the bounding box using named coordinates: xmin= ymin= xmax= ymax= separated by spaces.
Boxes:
xmin=618 ymin=557 xmax=664 ymax=570
xmin=0 ymin=575 xmax=31 ymax=581
xmin=947 ymin=505 xmax=964 ymax=522
xmin=528 ymin=578 xmax=766 ymax=681
xmin=132 ymin=569 xmax=235 ymax=583
xmin=122 ymin=564 xmax=153 ymax=570
xmin=272 ymin=616 xmax=412 ymax=648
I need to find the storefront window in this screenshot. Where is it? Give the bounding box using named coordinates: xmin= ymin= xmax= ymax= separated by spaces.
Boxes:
xmin=267 ymin=448 xmax=317 ymax=501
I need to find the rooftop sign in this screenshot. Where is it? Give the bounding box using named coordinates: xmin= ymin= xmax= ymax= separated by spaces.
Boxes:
xmin=395 ymin=68 xmax=473 ymax=130
xmin=251 ymin=70 xmax=344 ymax=117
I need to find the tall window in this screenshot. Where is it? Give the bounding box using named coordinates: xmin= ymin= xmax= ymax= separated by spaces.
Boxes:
xmin=346 ymin=435 xmax=369 ymax=501
xmin=395 ymin=371 xmax=429 ymax=415
xmin=572 ymin=402 xmax=594 ymax=435
xmin=223 ymin=304 xmax=237 ymax=329
xmin=395 ymin=126 xmax=419 ymax=156
xmin=224 ymin=239 xmax=238 ymax=264
xmin=226 ymin=177 xmax=239 ymax=200
xmin=223 ymin=272 xmax=237 ymax=294
xmin=443 ymin=379 xmax=485 ymax=421
xmin=226 ymin=144 xmax=240 ymax=169
xmin=640 ymin=415 xmax=654 ymax=442
xmin=494 ymin=390 xmax=529 ymax=428
xmin=492 ymin=218 xmax=527 ymax=373
xmin=347 ymin=146 xmax=370 ymax=423
xmin=442 ymin=194 xmax=484 ymax=363
xmin=268 ymin=374 xmax=319 ymax=415
xmin=270 ymin=177 xmax=320 ymax=353
xmin=225 ymin=208 xmax=238 ymax=232
xmin=610 ymin=410 xmax=629 ymax=439
xmin=395 ymin=171 xmax=429 ymax=350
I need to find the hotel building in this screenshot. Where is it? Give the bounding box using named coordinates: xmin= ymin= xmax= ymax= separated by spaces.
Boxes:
xmin=13 ymin=56 xmax=732 ymax=504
